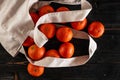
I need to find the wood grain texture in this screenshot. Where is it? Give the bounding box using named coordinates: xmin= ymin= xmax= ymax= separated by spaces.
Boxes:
xmin=0 ymin=0 xmax=120 ymax=80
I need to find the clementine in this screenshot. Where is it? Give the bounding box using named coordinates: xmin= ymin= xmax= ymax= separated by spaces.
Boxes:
xmin=56 ymin=7 xmax=69 ymax=12
xmin=23 ymin=36 xmax=34 ymax=47
xmin=39 ymin=5 xmax=54 ymax=17
xmin=59 ymin=42 xmax=74 ymax=58
xmin=30 ymin=12 xmax=39 ymax=24
xmin=45 ymin=49 xmax=60 ymax=58
xmin=28 ymin=44 xmax=46 ymax=61
xmin=71 ymin=18 xmax=87 ymax=30
xmin=27 ymin=63 xmax=44 ymax=77
xmin=39 ymin=23 xmax=56 ymax=39
xmin=88 ymin=21 xmax=105 ymax=38
xmin=56 ymin=26 xmax=73 ymax=42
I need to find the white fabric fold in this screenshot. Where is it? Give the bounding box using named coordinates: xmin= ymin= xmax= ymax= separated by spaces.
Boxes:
xmin=0 ymin=0 xmax=40 ymax=56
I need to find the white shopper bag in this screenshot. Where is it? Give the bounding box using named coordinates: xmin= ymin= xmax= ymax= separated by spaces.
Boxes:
xmin=0 ymin=0 xmax=97 ymax=67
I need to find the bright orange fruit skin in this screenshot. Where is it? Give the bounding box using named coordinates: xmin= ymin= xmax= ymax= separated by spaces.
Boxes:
xmin=39 ymin=23 xmax=56 ymax=39
xmin=23 ymin=36 xmax=34 ymax=47
xmin=28 ymin=44 xmax=46 ymax=61
xmin=56 ymin=27 xmax=73 ymax=42
xmin=56 ymin=7 xmax=69 ymax=12
xmin=39 ymin=5 xmax=54 ymax=17
xmin=88 ymin=21 xmax=105 ymax=38
xmin=71 ymin=18 xmax=87 ymax=30
xmin=45 ymin=49 xmax=60 ymax=58
xmin=59 ymin=42 xmax=74 ymax=58
xmin=27 ymin=63 xmax=44 ymax=77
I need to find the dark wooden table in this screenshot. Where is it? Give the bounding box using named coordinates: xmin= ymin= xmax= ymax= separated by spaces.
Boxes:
xmin=0 ymin=0 xmax=120 ymax=80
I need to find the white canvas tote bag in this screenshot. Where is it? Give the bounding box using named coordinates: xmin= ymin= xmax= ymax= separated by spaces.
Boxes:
xmin=0 ymin=0 xmax=97 ymax=67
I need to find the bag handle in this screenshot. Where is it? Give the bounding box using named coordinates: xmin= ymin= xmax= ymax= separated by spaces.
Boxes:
xmin=29 ymin=0 xmax=92 ymax=48
xmin=25 ymin=0 xmax=96 ymax=67
xmin=26 ymin=29 xmax=97 ymax=67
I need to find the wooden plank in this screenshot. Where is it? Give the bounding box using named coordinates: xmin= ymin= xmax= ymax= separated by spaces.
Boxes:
xmin=15 ymin=64 xmax=120 ymax=80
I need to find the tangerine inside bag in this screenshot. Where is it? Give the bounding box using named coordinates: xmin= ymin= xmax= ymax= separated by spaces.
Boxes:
xmin=0 ymin=0 xmax=97 ymax=67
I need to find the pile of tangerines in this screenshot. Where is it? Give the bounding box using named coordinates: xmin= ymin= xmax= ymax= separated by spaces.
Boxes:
xmin=23 ymin=5 xmax=105 ymax=77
